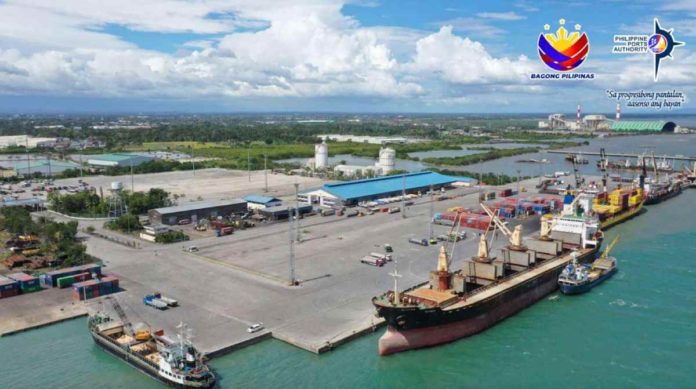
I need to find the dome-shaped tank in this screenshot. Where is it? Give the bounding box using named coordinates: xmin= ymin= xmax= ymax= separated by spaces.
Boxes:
xmin=111 ymin=181 xmax=123 ymax=191
xmin=315 ymin=141 xmax=329 ymax=169
xmin=379 ymin=147 xmax=396 ymax=174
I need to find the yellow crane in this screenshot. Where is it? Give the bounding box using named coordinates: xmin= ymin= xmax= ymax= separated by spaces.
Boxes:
xmin=600 ymin=235 xmax=620 ymax=260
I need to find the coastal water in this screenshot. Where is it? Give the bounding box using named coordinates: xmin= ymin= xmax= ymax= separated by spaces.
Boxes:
xmin=445 ymin=134 xmax=696 ymax=178
xmin=2 ymin=190 xmax=695 ymax=388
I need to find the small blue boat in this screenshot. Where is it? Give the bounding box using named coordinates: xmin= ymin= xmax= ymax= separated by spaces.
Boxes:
xmin=558 ymin=236 xmax=619 ymax=295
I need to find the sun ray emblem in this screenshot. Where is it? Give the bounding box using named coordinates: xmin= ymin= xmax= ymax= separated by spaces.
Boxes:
xmin=537 ymin=19 xmax=589 ymax=72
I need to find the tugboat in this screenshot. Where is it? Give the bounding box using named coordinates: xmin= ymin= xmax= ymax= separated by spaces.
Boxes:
xmin=88 ymin=298 xmax=216 ymax=388
xmin=559 ymin=235 xmax=619 ymax=295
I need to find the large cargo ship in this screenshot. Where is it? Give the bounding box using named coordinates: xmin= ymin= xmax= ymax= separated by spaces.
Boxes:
xmin=591 ymin=186 xmax=644 ymax=230
xmin=88 ymin=304 xmax=215 ymax=388
xmin=643 ymin=179 xmax=682 ymax=205
xmin=373 ymin=194 xmax=603 ymax=356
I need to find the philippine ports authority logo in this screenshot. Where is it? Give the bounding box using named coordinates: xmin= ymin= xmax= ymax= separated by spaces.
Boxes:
xmin=613 ymin=18 xmax=684 ymax=81
xmin=531 ymin=19 xmax=594 ymax=80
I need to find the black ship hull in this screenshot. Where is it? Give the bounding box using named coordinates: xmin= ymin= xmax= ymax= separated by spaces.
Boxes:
xmin=645 ymin=186 xmax=682 ymax=205
xmin=374 ymin=246 xmax=599 ymax=355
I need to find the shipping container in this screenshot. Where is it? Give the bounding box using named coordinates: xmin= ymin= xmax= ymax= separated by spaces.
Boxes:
xmin=8 ymin=272 xmax=41 ymax=293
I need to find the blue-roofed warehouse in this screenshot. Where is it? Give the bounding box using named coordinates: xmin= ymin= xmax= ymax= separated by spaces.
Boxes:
xmin=299 ymin=171 xmax=475 ymax=207
xmin=243 ymin=194 xmax=282 ymax=210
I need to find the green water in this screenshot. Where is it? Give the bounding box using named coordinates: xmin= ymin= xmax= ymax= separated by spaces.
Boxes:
xmin=2 ymin=191 xmax=695 ymax=388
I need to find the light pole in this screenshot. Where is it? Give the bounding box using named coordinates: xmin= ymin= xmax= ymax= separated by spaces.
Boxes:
xmin=294 ymin=183 xmax=300 ymax=242
xmin=264 ymin=154 xmax=268 ymax=193
xmin=516 ymin=169 xmax=521 ymax=196
xmin=401 ymin=174 xmax=406 ymax=219
xmin=428 ymin=184 xmax=434 ymax=239
xmin=288 ymin=206 xmax=295 ymax=286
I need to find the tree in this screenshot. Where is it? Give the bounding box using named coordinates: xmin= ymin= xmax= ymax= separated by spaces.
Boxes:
xmin=106 ymin=214 xmax=142 ymax=232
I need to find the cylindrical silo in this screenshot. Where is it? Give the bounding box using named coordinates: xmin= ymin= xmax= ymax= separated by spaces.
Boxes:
xmin=315 ymin=141 xmax=328 ymax=169
xmin=379 ymin=147 xmax=396 ymax=175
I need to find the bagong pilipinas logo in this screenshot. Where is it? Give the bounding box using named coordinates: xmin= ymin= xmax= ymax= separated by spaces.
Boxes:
xmin=537 ymin=18 xmax=589 ymax=71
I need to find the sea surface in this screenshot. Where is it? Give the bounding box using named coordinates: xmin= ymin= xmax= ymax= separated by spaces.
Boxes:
xmin=2 ymin=190 xmax=695 ymax=388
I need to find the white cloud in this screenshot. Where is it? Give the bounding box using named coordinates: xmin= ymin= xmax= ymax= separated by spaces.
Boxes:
xmin=433 ymin=17 xmax=506 ymax=37
xmin=407 ymin=26 xmax=537 ymax=85
xmin=0 ymin=0 xmax=546 ymax=105
xmin=476 ymin=12 xmax=526 ymax=21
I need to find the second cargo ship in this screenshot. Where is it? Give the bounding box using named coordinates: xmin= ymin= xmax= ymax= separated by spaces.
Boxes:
xmin=372 ymin=193 xmax=603 ymax=356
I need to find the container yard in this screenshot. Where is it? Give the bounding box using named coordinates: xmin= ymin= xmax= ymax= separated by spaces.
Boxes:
xmin=0 ymin=168 xmax=674 ymax=359
xmin=41 ymin=176 xmax=544 ymax=356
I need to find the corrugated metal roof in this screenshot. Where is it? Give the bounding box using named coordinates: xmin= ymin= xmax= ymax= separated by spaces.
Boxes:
xmin=0 ymin=198 xmax=43 ymax=208
xmin=243 ymin=194 xmax=281 ymax=204
xmin=610 ymin=121 xmax=666 ymax=131
xmin=152 ymin=199 xmax=246 ymax=215
xmin=321 ymin=171 xmax=473 ymax=201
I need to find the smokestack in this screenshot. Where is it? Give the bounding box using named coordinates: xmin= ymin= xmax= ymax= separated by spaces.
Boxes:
xmin=576 ymin=104 xmax=581 ymax=124
xmin=616 ymin=103 xmax=621 ymax=121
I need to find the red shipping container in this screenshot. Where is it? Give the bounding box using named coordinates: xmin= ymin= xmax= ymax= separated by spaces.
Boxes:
xmin=1 ymin=288 xmax=20 ymax=299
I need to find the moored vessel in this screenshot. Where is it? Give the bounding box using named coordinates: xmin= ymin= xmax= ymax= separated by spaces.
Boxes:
xmin=88 ymin=299 xmax=215 ymax=388
xmin=372 ymin=196 xmax=603 ymax=356
xmin=558 ymin=235 xmax=619 ymax=295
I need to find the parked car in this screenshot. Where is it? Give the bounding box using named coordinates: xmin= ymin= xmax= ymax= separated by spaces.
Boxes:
xmin=178 ymin=219 xmax=191 ymax=225
xmin=247 ymin=323 xmax=264 ymax=333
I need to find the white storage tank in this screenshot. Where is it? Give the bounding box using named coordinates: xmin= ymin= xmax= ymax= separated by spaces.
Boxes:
xmin=314 ymin=141 xmax=329 ymax=169
xmin=379 ymin=147 xmax=396 ymax=175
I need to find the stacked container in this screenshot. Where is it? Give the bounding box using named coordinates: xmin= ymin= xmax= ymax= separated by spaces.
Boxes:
xmin=8 ymin=272 xmax=41 ymax=293
xmin=56 ymin=272 xmax=92 ymax=289
xmin=72 ymin=276 xmax=119 ymax=301
xmin=43 ymin=263 xmax=101 ymax=287
xmin=0 ymin=275 xmax=20 ymax=299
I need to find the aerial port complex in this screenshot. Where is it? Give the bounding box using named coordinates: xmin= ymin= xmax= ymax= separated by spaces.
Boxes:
xmin=0 ymin=116 xmax=695 ymax=387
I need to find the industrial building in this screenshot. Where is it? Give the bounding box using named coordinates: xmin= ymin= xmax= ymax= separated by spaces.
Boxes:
xmin=13 ymin=160 xmax=80 ymax=176
xmin=87 ymin=153 xmax=156 ymax=168
xmin=610 ymin=121 xmax=674 ymax=132
xmin=299 ymin=171 xmax=474 ymax=206
xmin=243 ymin=195 xmax=282 ymax=210
xmin=148 ymin=199 xmax=247 ymax=225
xmin=259 ymin=204 xmax=314 ymax=221
xmin=0 ymin=135 xmax=57 ymax=149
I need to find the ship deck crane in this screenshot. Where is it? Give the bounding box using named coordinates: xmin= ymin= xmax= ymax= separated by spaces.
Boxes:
xmin=480 ymin=203 xmax=525 ymax=251
xmin=600 ymin=235 xmax=620 ymax=259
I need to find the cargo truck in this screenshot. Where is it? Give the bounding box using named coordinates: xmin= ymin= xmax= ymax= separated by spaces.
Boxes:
xmin=360 ymin=256 xmax=386 ymax=267
xmin=408 ymin=238 xmax=429 ymax=246
xmin=143 ymin=294 xmax=168 ymax=310
xmin=369 ymin=252 xmax=393 ymax=262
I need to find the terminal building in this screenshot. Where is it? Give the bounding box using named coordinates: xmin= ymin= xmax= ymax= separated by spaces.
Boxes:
xmin=299 ymin=171 xmax=474 ymax=207
xmin=243 ymin=195 xmax=282 ymax=210
xmin=148 ymin=199 xmax=247 ymax=225
xmin=87 ymin=153 xmax=156 ymax=168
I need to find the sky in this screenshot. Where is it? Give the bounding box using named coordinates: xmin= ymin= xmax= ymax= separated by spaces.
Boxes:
xmin=0 ymin=0 xmax=694 ymax=114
